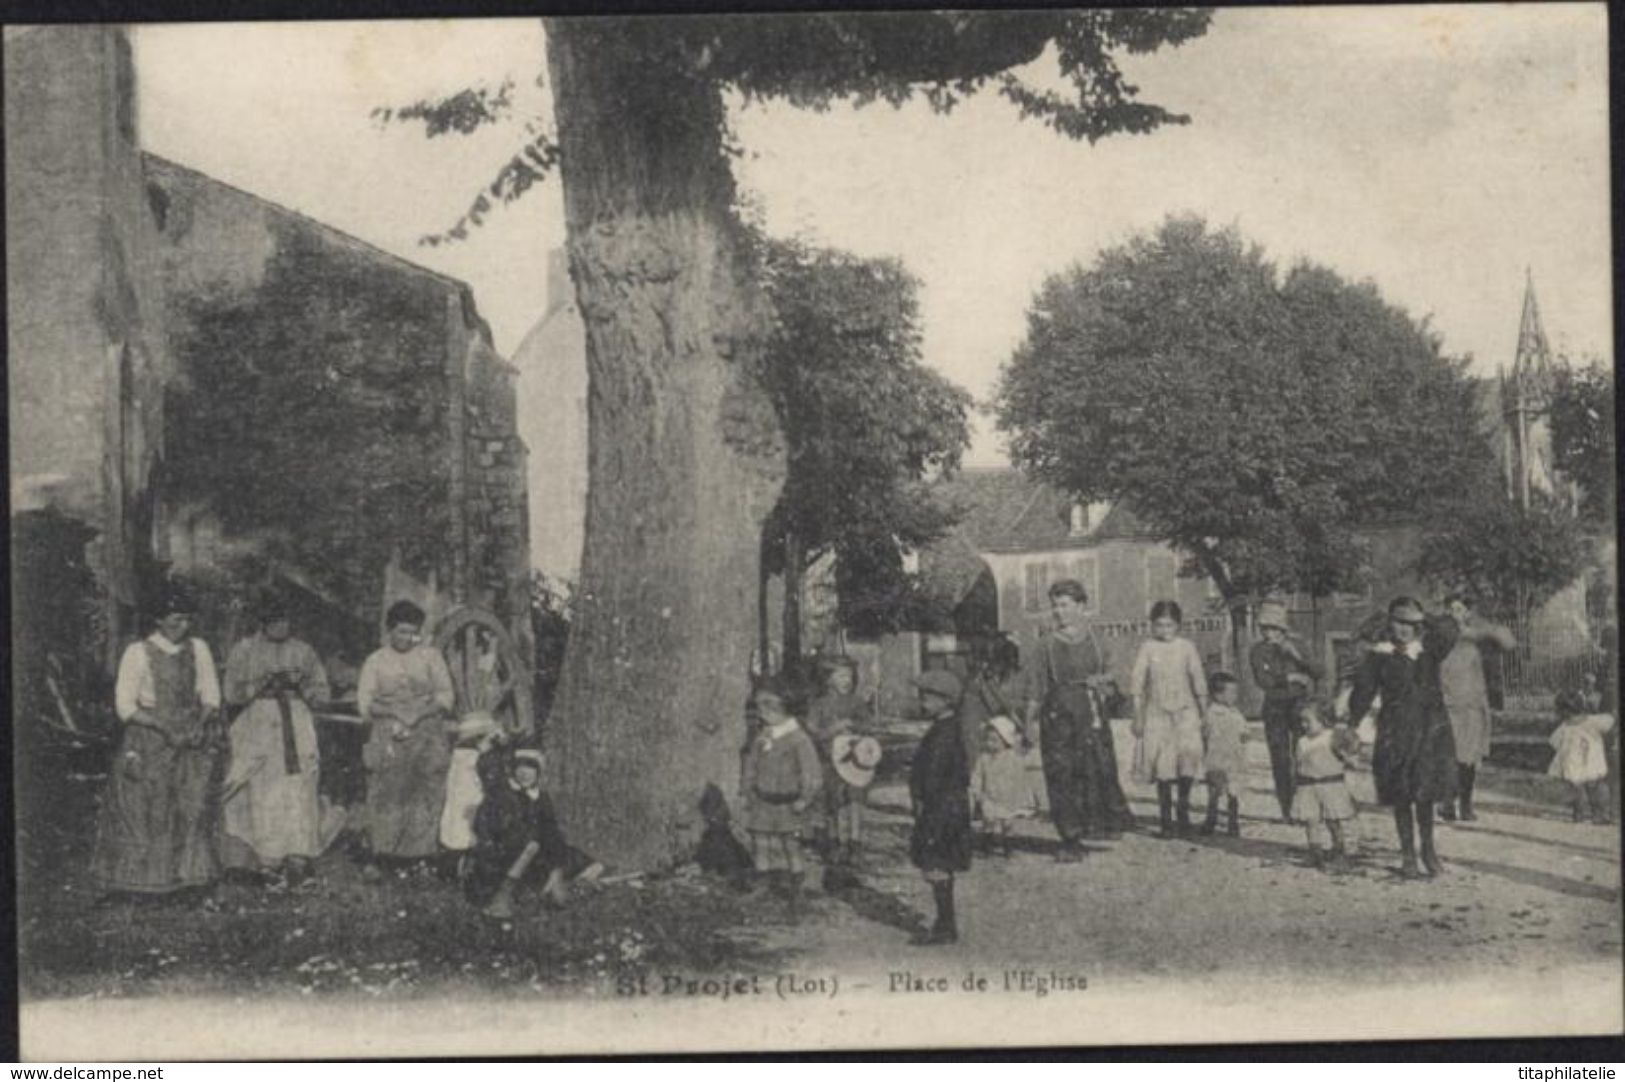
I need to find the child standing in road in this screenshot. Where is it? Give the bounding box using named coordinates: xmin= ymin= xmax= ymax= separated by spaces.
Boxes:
xmin=1200 ymin=672 xmax=1247 ymax=837
xmin=1292 ymin=699 xmax=1359 ymax=871
xmin=910 ymin=670 xmax=973 ymax=946
xmin=1130 ymin=600 xmax=1210 ymax=837
xmin=740 ymin=679 xmax=822 ymax=919
xmin=971 ymin=714 xmax=1032 ymax=856
xmin=1549 ymin=689 xmax=1616 ymax=824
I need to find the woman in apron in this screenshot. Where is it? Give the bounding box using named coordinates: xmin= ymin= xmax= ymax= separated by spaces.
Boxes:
xmin=356 ymin=600 xmax=456 ymax=874
xmin=1025 ymin=578 xmax=1133 ymax=861
xmin=91 ymin=584 xmax=224 ymax=901
xmin=220 ymin=596 xmax=332 ymax=882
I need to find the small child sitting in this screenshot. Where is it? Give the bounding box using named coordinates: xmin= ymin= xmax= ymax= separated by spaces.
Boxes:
xmin=1199 ymin=672 xmax=1247 ymax=837
xmin=1292 ymin=699 xmax=1359 ymax=871
xmin=1549 ymin=689 xmax=1616 ymax=824
xmin=971 ymin=715 xmax=1032 ymax=857
xmin=469 ymin=746 xmax=603 ymax=918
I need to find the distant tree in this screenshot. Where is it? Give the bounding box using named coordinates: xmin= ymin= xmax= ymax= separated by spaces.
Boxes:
xmin=1417 ymin=491 xmax=1588 ymax=626
xmin=995 ymin=215 xmax=1488 ymax=656
xmin=1550 ymin=357 xmax=1616 ymax=526
xmin=757 ymin=239 xmax=970 ymax=681
xmin=386 ymin=10 xmax=1213 ymax=867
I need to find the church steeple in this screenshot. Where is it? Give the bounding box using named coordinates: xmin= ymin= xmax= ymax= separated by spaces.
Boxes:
xmin=1512 ymin=267 xmax=1553 ymax=388
xmin=1501 ymin=269 xmax=1560 ymax=510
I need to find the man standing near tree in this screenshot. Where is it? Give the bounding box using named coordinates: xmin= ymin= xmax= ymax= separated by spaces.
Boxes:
xmin=1250 ymin=602 xmax=1323 ymax=823
xmin=1437 ymin=594 xmax=1515 ymax=822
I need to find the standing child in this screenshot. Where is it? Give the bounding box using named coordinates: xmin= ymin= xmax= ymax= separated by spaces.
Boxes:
xmin=805 ymin=656 xmax=872 ymax=872
xmin=1130 ymin=601 xmax=1210 ymax=837
xmin=1292 ymin=699 xmax=1359 ymax=870
xmin=971 ymin=715 xmax=1033 ymax=856
xmin=910 ymin=670 xmax=973 ymax=945
xmin=1549 ymin=689 xmax=1616 ymax=824
xmin=1199 ymin=672 xmax=1247 ymax=837
xmin=739 ymin=679 xmax=822 ymax=919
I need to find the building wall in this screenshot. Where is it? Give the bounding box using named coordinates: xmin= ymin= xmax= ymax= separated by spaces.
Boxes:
xmin=5 ymin=25 xmax=173 ymax=670
xmin=510 ymin=249 xmax=589 ymax=584
xmin=145 ymin=157 xmax=530 ymax=665
xmin=984 ymin=541 xmax=1232 ymax=689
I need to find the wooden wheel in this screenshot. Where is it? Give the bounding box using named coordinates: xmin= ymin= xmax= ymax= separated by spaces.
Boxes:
xmin=433 ymin=606 xmax=534 ymax=737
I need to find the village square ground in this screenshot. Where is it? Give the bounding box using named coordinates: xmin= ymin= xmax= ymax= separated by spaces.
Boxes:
xmin=18 ymin=718 xmax=1622 ymax=1056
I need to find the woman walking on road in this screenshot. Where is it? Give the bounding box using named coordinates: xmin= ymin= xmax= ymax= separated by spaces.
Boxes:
xmin=1347 ymin=597 xmax=1460 ymax=879
xmin=1026 ymin=579 xmax=1133 ymax=861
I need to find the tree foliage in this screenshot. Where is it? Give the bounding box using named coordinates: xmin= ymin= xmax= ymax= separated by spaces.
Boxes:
xmin=380 ymin=11 xmax=1213 ymax=243
xmin=1417 ymin=491 xmax=1589 ymax=622
xmin=757 ymin=237 xmax=971 ymax=641
xmin=1550 ymin=357 xmax=1616 ymax=526
xmin=995 ymin=215 xmax=1490 ymax=607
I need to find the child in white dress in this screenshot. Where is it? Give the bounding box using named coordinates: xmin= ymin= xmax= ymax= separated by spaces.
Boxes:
xmin=1130 ymin=600 xmax=1209 ymax=838
xmin=1292 ymin=699 xmax=1359 ymax=870
xmin=971 ymin=715 xmax=1034 ymax=856
xmin=1549 ymin=689 xmax=1616 ymax=824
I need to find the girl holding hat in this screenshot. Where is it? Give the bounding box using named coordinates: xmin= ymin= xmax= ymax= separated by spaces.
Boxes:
xmin=92 ymin=582 xmax=225 ymax=900
xmin=219 ymin=596 xmax=333 ymax=884
xmin=1250 ymin=600 xmax=1324 ymax=822
xmin=1347 ymin=596 xmax=1460 ymax=878
xmin=805 ymin=656 xmax=873 ymax=874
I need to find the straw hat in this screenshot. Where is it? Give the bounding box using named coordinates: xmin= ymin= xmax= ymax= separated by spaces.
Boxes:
xmin=986 ymin=714 xmax=1021 ymax=749
xmin=831 ymin=733 xmax=882 ymax=789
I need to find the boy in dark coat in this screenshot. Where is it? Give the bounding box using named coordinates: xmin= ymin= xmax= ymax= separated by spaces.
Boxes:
xmin=469 ymin=746 xmax=602 ymax=918
xmin=910 ymin=669 xmax=973 ymax=946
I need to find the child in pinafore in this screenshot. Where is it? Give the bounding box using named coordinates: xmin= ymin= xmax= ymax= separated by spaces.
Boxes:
xmin=1292 ymin=699 xmax=1359 ymax=870
xmin=1130 ymin=600 xmax=1209 ymax=837
xmin=1200 ymin=672 xmax=1247 ymax=837
xmin=1549 ymin=689 xmax=1616 ymax=824
xmin=740 ymin=679 xmax=822 ymax=918
xmin=972 ymin=714 xmax=1034 ymax=856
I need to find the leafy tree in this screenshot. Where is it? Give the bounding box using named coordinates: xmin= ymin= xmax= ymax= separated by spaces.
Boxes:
xmin=1550 ymin=357 xmax=1616 ymax=526
xmin=1417 ymin=491 xmax=1588 ymax=626
xmin=995 ymin=215 xmax=1489 ymax=655
xmin=757 ymin=238 xmax=971 ymax=679
xmin=387 ymin=11 xmax=1212 ymax=867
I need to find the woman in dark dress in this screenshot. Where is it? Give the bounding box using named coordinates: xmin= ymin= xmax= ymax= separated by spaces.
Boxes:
xmin=909 ymin=669 xmax=972 ymax=946
xmin=1347 ymin=596 xmax=1460 ymax=879
xmin=1025 ymin=579 xmax=1134 ymax=861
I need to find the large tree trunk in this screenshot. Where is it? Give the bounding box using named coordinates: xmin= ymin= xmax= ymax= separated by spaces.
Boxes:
xmin=543 ymin=20 xmax=786 ymax=869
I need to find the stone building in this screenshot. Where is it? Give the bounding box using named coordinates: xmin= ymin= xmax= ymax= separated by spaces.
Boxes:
xmin=7 ymin=25 xmax=531 ymax=722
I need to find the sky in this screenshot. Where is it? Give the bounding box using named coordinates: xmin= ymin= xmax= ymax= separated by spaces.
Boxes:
xmin=133 ymin=5 xmax=1612 ymax=467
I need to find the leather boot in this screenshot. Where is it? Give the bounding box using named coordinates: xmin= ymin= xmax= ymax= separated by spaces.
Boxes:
xmin=915 ymin=879 xmax=958 ymax=945
xmin=1157 ymin=783 xmax=1175 ymax=838
xmin=483 ymin=878 xmax=517 ymax=919
xmin=1176 ymin=778 xmax=1194 ymax=837
xmin=1227 ymin=796 xmax=1241 ymax=837
xmin=1418 ymin=803 xmax=1443 ymax=877
xmin=1199 ymin=790 xmax=1220 ymax=836
xmin=1395 ymin=804 xmax=1421 ymax=879
xmin=1459 ymin=763 xmax=1478 ymax=821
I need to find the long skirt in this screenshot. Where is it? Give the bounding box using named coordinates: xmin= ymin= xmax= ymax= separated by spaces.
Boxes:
xmin=363 ymin=719 xmax=451 ymax=858
xmin=222 ymin=698 xmax=328 ymax=866
xmin=439 ymin=747 xmax=485 ymax=851
xmin=1447 ymin=702 xmax=1493 ymax=766
xmin=1040 ymin=686 xmax=1132 ymax=842
xmin=90 ymin=726 xmax=222 ymax=894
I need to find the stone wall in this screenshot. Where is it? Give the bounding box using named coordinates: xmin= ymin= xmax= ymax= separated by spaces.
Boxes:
xmin=144 ymin=155 xmax=530 ymax=668
xmin=5 ymin=25 xmax=173 ymax=671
